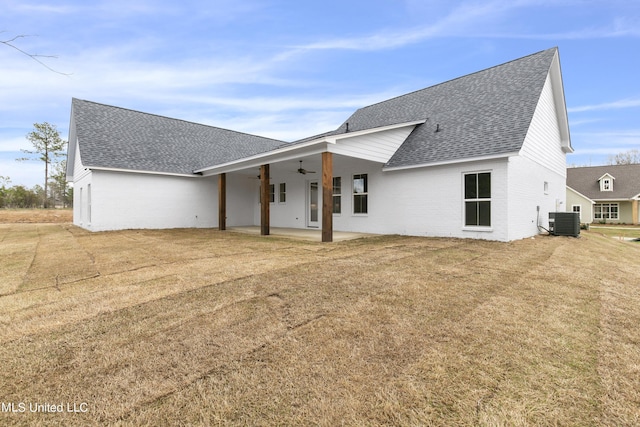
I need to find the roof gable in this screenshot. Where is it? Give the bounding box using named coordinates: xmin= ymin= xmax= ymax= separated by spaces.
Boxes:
xmin=354 ymin=48 xmax=558 ymax=169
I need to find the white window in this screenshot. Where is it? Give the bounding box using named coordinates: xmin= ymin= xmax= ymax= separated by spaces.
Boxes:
xmin=600 ymin=176 xmax=614 ymax=191
xmin=333 ymin=177 xmax=341 ymax=214
xmin=79 ymin=187 xmax=83 ymax=225
xmin=353 ymin=174 xmax=368 ymax=214
xmin=87 ymin=184 xmax=92 ymax=224
xmin=279 ymin=183 xmax=286 ymax=203
xmin=572 ymin=205 xmax=581 ymax=221
xmin=594 ymin=203 xmax=618 ymax=220
xmin=464 ymin=172 xmax=491 ymax=227
xmin=259 ymin=184 xmax=275 ymax=204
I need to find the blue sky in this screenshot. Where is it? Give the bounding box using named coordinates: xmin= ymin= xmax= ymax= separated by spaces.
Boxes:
xmin=1 ymin=0 xmax=639 ymax=187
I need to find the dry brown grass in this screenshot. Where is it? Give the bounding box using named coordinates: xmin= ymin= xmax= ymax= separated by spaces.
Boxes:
xmin=0 ymin=209 xmax=73 ymax=224
xmin=0 ymin=221 xmax=638 ymax=426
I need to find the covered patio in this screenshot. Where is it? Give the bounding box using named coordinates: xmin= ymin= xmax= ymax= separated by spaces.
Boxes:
xmin=227 ymin=226 xmax=378 ymax=242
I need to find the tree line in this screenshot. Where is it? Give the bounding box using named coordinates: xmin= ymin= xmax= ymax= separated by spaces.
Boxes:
xmin=1 ymin=122 xmax=71 ymax=209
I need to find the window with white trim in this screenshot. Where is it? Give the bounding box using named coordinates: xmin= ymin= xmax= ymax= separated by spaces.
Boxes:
xmin=572 ymin=205 xmax=581 ymax=220
xmin=87 ymin=183 xmax=92 ymax=224
xmin=602 ymin=178 xmax=612 ymax=191
xmin=279 ymin=183 xmax=286 ymax=203
xmin=464 ymin=172 xmax=491 ymax=227
xmin=594 ymin=203 xmax=618 ymax=220
xmin=333 ymin=177 xmax=341 ymax=214
xmin=353 ymin=174 xmax=368 ymax=214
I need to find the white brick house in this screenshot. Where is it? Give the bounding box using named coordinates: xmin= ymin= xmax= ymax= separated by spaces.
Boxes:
xmin=67 ymin=47 xmax=572 ymax=242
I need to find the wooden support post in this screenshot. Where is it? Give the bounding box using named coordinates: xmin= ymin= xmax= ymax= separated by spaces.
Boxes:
xmin=218 ymin=173 xmax=226 ymax=231
xmin=322 ymin=152 xmax=333 ymax=243
xmin=260 ymin=164 xmax=270 ymax=236
xmin=632 ymin=199 xmax=639 ymax=225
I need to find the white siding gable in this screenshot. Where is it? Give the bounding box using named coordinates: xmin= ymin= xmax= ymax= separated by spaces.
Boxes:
xmin=519 ymin=73 xmax=567 ymax=177
xmin=329 ymin=126 xmax=416 ymax=163
xmin=73 ymin=139 xmax=91 ymax=182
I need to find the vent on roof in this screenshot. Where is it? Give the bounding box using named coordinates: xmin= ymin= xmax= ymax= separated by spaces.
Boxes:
xmin=548 ymin=212 xmax=580 ymax=237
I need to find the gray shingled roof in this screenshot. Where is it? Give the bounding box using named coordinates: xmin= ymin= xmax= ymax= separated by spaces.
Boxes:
xmin=567 ymin=164 xmax=640 ymax=200
xmin=72 ymin=48 xmax=561 ymax=175
xmin=72 ymin=98 xmax=285 ymax=175
xmin=325 ymin=47 xmax=558 ymax=168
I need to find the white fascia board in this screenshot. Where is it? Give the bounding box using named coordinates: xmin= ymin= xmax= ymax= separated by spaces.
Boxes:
xmin=193 ymin=119 xmax=426 ymax=176
xmin=324 ymin=120 xmax=426 ymax=144
xmin=591 ymin=198 xmax=634 ymax=202
xmin=550 ymin=51 xmax=573 ymax=154
xmin=89 ymin=166 xmax=200 ymax=178
xmin=194 ymin=139 xmax=329 ymax=175
xmin=566 ymin=186 xmax=595 ymax=204
xmin=597 ymin=173 xmax=616 ymax=181
xmin=382 ymin=152 xmax=516 ymax=172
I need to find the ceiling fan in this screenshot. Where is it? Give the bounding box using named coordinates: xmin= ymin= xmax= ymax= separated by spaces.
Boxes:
xmin=297 ymin=160 xmax=316 ymax=175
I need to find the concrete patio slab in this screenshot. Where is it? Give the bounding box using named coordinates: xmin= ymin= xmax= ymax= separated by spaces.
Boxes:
xmin=227 ymin=226 xmax=377 ymax=242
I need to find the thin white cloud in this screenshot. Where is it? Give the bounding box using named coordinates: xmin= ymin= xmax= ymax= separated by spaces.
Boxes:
xmin=292 ymin=0 xmax=639 ymax=52
xmin=568 ymin=99 xmax=640 ymax=113
xmin=570 ymin=130 xmax=640 ymax=159
xmin=295 ymin=1 xmax=512 ymax=51
xmin=5 ymin=2 xmax=78 ymax=14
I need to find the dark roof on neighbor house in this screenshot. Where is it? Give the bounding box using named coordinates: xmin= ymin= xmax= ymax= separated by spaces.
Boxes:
xmin=567 ymin=164 xmax=640 ymax=200
xmin=70 ymin=48 xmax=561 ymax=175
xmin=71 ymin=98 xmax=285 ymax=175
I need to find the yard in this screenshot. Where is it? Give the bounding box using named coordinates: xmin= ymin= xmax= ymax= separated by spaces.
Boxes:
xmin=0 ymin=211 xmax=639 ymax=426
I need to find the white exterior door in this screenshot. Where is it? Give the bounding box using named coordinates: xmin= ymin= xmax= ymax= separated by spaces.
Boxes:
xmin=307 ymin=180 xmax=320 ymax=228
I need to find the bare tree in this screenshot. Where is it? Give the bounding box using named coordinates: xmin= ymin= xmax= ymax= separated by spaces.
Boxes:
xmin=607 ymin=149 xmax=640 ymax=165
xmin=1 ymin=32 xmax=70 ymax=75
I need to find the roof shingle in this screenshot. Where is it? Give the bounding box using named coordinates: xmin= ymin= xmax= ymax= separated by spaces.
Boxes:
xmin=71 ymin=48 xmax=561 ymax=174
xmin=333 ymin=47 xmax=558 ymax=168
xmin=567 ymin=164 xmax=640 ymax=200
xmin=72 ymin=99 xmax=285 ymax=175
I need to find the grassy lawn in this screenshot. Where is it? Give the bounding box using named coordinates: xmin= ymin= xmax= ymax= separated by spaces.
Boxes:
xmin=1 ymin=218 xmax=639 ymax=425
xmin=589 ymin=224 xmax=640 ymax=240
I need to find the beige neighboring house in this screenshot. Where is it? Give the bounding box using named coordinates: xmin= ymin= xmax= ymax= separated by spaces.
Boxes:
xmin=566 ymin=164 xmax=640 ymax=224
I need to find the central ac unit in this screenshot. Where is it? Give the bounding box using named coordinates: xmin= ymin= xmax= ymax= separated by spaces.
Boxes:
xmin=549 ymin=212 xmax=580 ymax=237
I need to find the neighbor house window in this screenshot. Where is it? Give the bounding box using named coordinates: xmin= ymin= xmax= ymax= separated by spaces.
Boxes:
xmin=572 ymin=205 xmax=581 ymax=221
xmin=594 ymin=203 xmax=618 ymax=220
xmin=333 ymin=177 xmax=341 ymax=214
xmin=464 ymin=172 xmax=491 ymax=227
xmin=353 ymin=174 xmax=368 ymax=214
xmin=279 ymin=183 xmax=286 ymax=203
xmin=602 ymin=178 xmax=612 ymax=191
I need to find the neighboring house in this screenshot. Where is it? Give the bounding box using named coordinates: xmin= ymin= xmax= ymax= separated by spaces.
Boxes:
xmin=567 ymin=164 xmax=640 ymax=224
xmin=66 ymin=47 xmax=572 ymax=242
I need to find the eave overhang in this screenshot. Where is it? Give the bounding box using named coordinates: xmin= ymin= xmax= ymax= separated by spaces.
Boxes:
xmin=194 ymin=120 xmax=426 ymax=176
xmin=382 ymin=151 xmax=518 ymax=172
